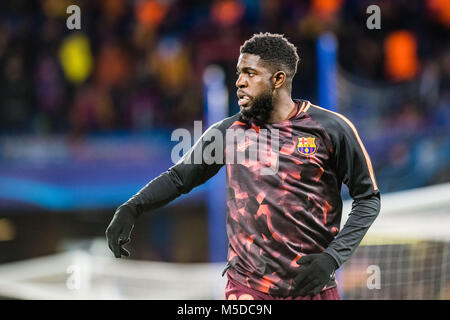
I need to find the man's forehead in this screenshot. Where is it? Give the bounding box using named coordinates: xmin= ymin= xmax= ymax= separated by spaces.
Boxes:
xmin=237 ymin=53 xmax=263 ymax=70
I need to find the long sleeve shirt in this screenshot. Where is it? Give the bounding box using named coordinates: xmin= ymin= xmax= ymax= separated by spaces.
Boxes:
xmin=123 ymin=99 xmax=381 ymax=296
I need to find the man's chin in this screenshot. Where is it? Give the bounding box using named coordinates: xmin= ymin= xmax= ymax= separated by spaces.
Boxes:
xmin=239 ymin=92 xmax=274 ymax=125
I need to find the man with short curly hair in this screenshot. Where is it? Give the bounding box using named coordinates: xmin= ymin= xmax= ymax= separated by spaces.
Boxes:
xmin=106 ymin=32 xmax=381 ymax=300
xmin=238 ymin=32 xmax=300 ymax=125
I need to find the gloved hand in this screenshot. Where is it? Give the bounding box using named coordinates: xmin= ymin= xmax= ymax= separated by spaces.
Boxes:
xmin=105 ymin=205 xmax=136 ymax=258
xmin=294 ymin=252 xmax=338 ymax=296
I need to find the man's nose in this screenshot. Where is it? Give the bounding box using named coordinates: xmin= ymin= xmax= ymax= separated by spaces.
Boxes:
xmin=236 ymin=74 xmax=247 ymax=88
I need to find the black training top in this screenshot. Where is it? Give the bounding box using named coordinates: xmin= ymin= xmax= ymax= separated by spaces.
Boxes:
xmin=123 ymin=99 xmax=381 ymax=297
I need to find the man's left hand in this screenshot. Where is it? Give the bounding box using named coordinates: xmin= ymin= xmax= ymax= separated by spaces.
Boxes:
xmin=294 ymin=253 xmax=338 ymax=296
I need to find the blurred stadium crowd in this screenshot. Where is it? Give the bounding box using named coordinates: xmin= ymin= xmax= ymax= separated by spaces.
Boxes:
xmin=1 ymin=1 xmax=449 ymax=298
xmin=0 ymin=0 xmax=449 ymax=193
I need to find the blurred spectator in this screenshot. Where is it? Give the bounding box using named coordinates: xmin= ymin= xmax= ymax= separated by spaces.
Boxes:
xmin=69 ymin=84 xmax=115 ymax=134
xmin=33 ymin=54 xmax=65 ymax=133
xmin=0 ymin=53 xmax=31 ymax=133
xmin=95 ymin=40 xmax=130 ymax=88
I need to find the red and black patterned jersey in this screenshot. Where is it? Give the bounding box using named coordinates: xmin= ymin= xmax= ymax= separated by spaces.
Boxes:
xmin=125 ymin=99 xmax=380 ymax=297
xmin=223 ymin=100 xmax=379 ymax=296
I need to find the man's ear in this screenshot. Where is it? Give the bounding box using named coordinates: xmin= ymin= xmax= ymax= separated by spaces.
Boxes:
xmin=272 ymin=71 xmax=286 ymax=89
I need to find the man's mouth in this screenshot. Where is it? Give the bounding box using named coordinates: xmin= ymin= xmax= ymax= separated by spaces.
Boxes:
xmin=237 ymin=92 xmax=251 ymax=106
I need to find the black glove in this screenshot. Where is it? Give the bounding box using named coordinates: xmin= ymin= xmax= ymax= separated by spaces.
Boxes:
xmin=105 ymin=205 xmax=137 ymax=258
xmin=294 ymin=252 xmax=338 ymax=296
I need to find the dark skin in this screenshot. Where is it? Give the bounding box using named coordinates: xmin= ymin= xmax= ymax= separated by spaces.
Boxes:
xmin=236 ymin=53 xmax=298 ymax=123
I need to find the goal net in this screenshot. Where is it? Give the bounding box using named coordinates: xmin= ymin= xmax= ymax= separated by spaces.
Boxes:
xmin=337 ymin=182 xmax=450 ymax=299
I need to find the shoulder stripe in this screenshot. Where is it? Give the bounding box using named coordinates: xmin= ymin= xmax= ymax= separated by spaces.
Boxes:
xmin=302 ymin=101 xmax=311 ymax=113
xmin=309 ymin=104 xmax=378 ymax=191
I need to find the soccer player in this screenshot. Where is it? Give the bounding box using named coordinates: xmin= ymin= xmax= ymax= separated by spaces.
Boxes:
xmin=106 ymin=33 xmax=380 ymax=300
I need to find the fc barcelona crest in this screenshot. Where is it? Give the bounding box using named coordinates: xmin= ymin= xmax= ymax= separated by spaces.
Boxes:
xmin=297 ymin=137 xmax=317 ymax=155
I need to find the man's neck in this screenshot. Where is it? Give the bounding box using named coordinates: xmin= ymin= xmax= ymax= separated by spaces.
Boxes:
xmin=268 ymin=93 xmax=297 ymax=123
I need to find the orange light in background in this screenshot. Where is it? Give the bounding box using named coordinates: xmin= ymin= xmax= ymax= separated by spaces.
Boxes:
xmin=135 ymin=0 xmax=168 ymax=29
xmin=211 ymin=0 xmax=245 ymax=27
xmin=311 ymin=0 xmax=344 ymax=20
xmin=426 ymin=0 xmax=450 ymax=28
xmin=384 ymin=30 xmax=420 ymax=82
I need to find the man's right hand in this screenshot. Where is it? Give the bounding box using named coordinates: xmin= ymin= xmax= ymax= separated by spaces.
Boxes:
xmin=105 ymin=205 xmax=136 ymax=258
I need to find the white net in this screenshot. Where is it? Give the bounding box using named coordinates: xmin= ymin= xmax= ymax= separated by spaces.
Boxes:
xmin=338 ymin=182 xmax=450 ymax=299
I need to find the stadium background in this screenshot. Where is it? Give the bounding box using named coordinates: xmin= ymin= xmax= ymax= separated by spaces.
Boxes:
xmin=0 ymin=0 xmax=449 ymax=299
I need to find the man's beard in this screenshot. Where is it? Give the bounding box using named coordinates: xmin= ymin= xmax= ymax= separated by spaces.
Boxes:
xmin=240 ymin=90 xmax=274 ymax=126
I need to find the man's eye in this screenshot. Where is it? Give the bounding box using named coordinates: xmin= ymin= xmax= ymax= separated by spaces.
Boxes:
xmin=248 ymin=73 xmax=254 ymax=77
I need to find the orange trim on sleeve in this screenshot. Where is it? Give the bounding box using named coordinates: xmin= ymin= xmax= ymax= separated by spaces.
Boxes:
xmin=302 ymin=101 xmax=311 ymax=113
